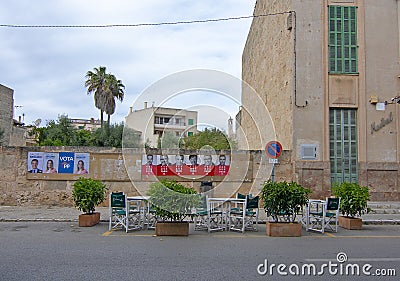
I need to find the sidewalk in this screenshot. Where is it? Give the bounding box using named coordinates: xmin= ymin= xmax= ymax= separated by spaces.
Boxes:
xmin=1 ymin=203 xmax=399 ymax=224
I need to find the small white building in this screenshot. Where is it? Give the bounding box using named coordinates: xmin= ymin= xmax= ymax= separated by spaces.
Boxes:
xmin=125 ymin=102 xmax=198 ymax=147
xmin=69 ymin=118 xmax=101 ymax=131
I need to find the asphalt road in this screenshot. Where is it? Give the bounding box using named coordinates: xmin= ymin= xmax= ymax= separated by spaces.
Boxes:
xmin=0 ymin=222 xmax=399 ymax=281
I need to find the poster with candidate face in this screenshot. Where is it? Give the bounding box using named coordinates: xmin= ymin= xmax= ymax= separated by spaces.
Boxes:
xmin=43 ymin=153 xmax=59 ymax=174
xmin=27 ymin=152 xmax=44 ymax=173
xmin=74 ymin=153 xmax=90 ymax=174
xmin=140 ymin=154 xmax=231 ymax=176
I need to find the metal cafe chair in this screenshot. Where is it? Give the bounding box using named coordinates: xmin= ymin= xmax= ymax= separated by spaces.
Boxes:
xmin=229 ymin=197 xmax=247 ymax=233
xmin=207 ymin=198 xmax=226 ymax=233
xmin=109 ymin=192 xmax=127 ymax=231
xmin=307 ymin=197 xmax=340 ymax=234
xmin=230 ymin=194 xmax=259 ymax=232
xmin=194 ymin=195 xmax=209 ymax=231
xmin=244 ymin=195 xmax=259 ymax=231
xmin=145 ymin=202 xmax=157 ymax=230
xmin=126 ymin=197 xmax=145 ymax=232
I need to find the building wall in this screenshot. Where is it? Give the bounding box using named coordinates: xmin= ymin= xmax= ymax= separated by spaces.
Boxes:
xmin=0 ymin=84 xmax=13 ymax=146
xmin=241 ymin=0 xmax=294 ymax=150
xmin=125 ymin=107 xmax=155 ymax=145
xmin=242 ymin=0 xmax=400 ymax=201
xmin=9 ymin=126 xmax=26 ymax=147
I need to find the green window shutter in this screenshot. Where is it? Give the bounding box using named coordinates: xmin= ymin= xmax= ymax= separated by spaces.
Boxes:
xmin=188 ymin=119 xmax=194 ymax=126
xmin=187 ymin=132 xmax=193 ymax=136
xmin=328 ymin=6 xmax=358 ymax=74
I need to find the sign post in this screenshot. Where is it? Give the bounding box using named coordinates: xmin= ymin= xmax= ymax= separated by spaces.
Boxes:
xmin=265 ymin=141 xmax=283 ymax=182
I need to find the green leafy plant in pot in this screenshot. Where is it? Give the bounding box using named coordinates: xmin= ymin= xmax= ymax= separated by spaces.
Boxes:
xmin=147 ymin=180 xmax=199 ymax=236
xmin=261 ymin=180 xmax=311 ymax=236
xmin=332 ymin=182 xmax=370 ymax=230
xmin=72 ymin=177 xmax=107 ymax=227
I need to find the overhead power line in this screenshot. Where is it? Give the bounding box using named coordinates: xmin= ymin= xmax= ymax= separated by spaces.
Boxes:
xmin=0 ymin=12 xmax=291 ymax=29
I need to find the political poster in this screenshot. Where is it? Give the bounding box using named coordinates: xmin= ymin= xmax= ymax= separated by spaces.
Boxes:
xmin=27 ymin=152 xmax=44 ymax=173
xmin=58 ymin=152 xmax=75 ymax=174
xmin=74 ymin=153 xmax=90 ymax=174
xmin=140 ymin=154 xmax=230 ymax=176
xmin=43 ymin=153 xmax=59 ymax=174
xmin=141 ymin=154 xmax=157 ymax=175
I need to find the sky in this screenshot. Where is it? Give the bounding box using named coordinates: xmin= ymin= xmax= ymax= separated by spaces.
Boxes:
xmin=0 ymin=0 xmax=256 ymax=131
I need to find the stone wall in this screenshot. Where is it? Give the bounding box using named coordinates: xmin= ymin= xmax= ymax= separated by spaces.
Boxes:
xmin=0 ymin=146 xmax=271 ymax=206
xmin=241 ymin=0 xmax=294 ymax=151
xmin=0 ymin=85 xmax=13 ymax=146
xmin=1 ymin=145 xmax=397 ymax=206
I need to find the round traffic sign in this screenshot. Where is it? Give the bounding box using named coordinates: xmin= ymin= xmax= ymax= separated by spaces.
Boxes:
xmin=265 ymin=141 xmax=282 ymax=159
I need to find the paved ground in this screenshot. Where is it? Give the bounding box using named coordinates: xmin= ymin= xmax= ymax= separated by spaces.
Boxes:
xmin=1 ymin=221 xmax=399 ymax=281
xmin=1 ymin=203 xmax=399 ymax=280
xmin=0 ymin=203 xmax=399 ymax=224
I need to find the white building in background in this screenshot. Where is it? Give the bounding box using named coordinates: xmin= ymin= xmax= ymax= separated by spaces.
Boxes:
xmin=69 ymin=118 xmax=101 ymax=131
xmin=125 ymin=102 xmax=198 ymax=147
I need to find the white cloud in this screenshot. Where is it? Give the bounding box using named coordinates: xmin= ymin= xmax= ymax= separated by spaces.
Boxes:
xmin=0 ymin=0 xmax=255 ymax=129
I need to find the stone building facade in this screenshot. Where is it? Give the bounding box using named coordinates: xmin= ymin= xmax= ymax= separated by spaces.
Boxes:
xmin=240 ymin=0 xmax=400 ymax=201
xmin=0 ymin=84 xmax=14 ymax=146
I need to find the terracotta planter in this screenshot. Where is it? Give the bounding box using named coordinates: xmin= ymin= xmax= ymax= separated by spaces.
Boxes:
xmin=266 ymin=221 xmax=302 ymax=237
xmin=155 ymin=222 xmax=189 ymax=236
xmin=339 ymin=216 xmax=362 ymax=230
xmin=78 ymin=212 xmax=100 ymax=227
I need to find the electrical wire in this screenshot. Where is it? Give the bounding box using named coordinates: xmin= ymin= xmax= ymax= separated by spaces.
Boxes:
xmin=0 ymin=12 xmax=291 ymax=29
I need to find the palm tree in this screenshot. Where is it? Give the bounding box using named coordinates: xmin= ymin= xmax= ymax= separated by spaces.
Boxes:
xmin=104 ymin=73 xmax=125 ymax=128
xmin=85 ymin=66 xmax=107 ymax=127
xmin=84 ymin=66 xmax=125 ymax=128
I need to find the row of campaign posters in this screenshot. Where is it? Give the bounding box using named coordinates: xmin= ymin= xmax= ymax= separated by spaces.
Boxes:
xmin=27 ymin=152 xmax=90 ymax=174
xmin=141 ymin=154 xmax=230 ymax=176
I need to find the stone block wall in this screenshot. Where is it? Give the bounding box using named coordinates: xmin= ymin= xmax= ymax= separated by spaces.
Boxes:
xmin=0 ymin=146 xmax=398 ymax=206
xmin=0 ymin=146 xmax=270 ymax=206
xmin=0 ymin=85 xmax=13 ymax=146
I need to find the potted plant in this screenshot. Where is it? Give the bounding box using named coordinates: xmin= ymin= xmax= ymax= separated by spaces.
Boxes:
xmin=147 ymin=180 xmax=199 ymax=236
xmin=72 ymin=177 xmax=107 ymax=227
xmin=332 ymin=182 xmax=371 ymax=230
xmin=261 ymin=180 xmax=311 ymax=237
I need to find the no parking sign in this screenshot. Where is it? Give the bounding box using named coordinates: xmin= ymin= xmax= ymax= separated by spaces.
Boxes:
xmin=265 ymin=141 xmax=282 ymax=159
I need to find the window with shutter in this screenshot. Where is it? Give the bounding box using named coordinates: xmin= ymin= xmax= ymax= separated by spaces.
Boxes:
xmin=328 ymin=6 xmax=358 ymax=74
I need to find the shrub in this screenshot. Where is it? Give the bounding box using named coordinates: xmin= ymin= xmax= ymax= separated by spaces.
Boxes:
xmin=332 ymin=182 xmax=371 ymax=218
xmin=72 ymin=177 xmax=107 ymax=214
xmin=147 ymin=180 xmax=199 ymax=222
xmin=261 ymin=180 xmax=311 ymax=223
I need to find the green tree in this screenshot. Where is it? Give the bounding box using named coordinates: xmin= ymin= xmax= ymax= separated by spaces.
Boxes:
xmin=122 ymin=127 xmax=142 ymax=148
xmin=104 ymin=74 xmax=125 ymax=128
xmin=30 ymin=115 xmax=94 ymax=146
xmin=92 ymin=123 xmax=126 ymax=148
xmin=85 ymin=66 xmax=125 ymax=129
xmin=180 ymin=128 xmax=236 ymax=150
xmin=39 ymin=115 xmax=76 ymax=146
xmin=158 ymin=131 xmax=180 ymax=149
xmin=85 ymin=66 xmax=107 ymax=127
xmin=29 ymin=117 xmax=138 ymax=148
